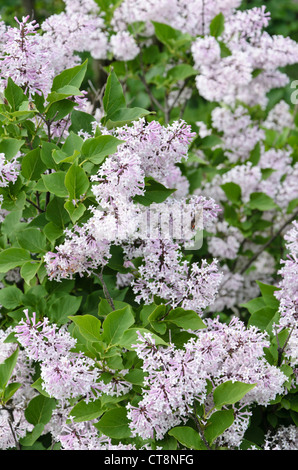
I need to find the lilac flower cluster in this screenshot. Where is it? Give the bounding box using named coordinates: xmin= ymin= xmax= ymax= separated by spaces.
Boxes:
xmin=112 ymin=0 xmax=241 ymax=38
xmin=131 ymin=239 xmax=222 ymax=313
xmin=191 ymin=6 xmax=298 ymax=107
xmin=14 ymin=310 xmax=100 ymax=401
xmin=45 ymin=118 xmax=222 ymax=316
xmin=0 ymin=153 xmax=20 ymax=188
xmin=0 ymin=16 xmax=53 ymax=98
xmin=0 ymin=328 xmax=36 ymax=449
xmin=263 ymin=425 xmax=298 ymax=450
xmin=274 ymin=222 xmax=298 ymax=370
xmin=128 ymin=318 xmax=286 ymax=446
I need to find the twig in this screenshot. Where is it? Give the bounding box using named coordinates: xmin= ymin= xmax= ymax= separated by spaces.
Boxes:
xmin=275 ymin=325 xmax=294 ymax=367
xmin=2 ymin=406 xmax=21 ymax=450
xmin=95 ymin=269 xmax=115 ymax=310
xmin=26 ymin=198 xmax=45 ymax=213
xmin=240 ymin=208 xmax=298 ymax=275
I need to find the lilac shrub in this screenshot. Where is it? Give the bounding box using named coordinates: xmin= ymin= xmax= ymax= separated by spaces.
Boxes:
xmin=0 ymin=0 xmax=297 ymax=451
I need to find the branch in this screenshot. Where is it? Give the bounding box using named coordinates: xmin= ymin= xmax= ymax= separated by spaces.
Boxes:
xmin=26 ymin=198 xmax=45 ymax=213
xmin=240 ymin=208 xmax=298 ymax=275
xmin=95 ymin=269 xmax=115 ymax=310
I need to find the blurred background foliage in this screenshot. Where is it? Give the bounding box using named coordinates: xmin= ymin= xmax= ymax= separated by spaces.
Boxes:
xmin=0 ymin=0 xmax=297 ymax=34
xmin=0 ymin=0 xmax=297 ymax=114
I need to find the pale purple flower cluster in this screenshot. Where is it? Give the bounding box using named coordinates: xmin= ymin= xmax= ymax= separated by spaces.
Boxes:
xmin=128 ymin=317 xmax=286 ymax=445
xmin=40 ymin=0 xmax=108 ymax=74
xmin=131 ymin=239 xmax=222 ymax=312
xmin=0 ymin=153 xmax=20 ymax=187
xmin=0 ymin=16 xmax=53 ymax=98
xmin=191 ymin=6 xmax=298 ymax=107
xmin=263 ymin=425 xmax=298 ymax=450
xmin=274 ymin=222 xmax=298 ymax=369
xmin=209 ymin=105 xmax=266 ymax=163
xmin=110 ymin=31 xmax=140 ymax=61
xmin=112 ymin=0 xmax=241 ymax=38
xmin=14 ymin=310 xmax=100 ymax=400
xmin=0 ymin=328 xmax=36 ymax=449
xmin=44 ymin=223 xmax=111 ymax=281
xmin=114 ymin=118 xmax=196 ymax=194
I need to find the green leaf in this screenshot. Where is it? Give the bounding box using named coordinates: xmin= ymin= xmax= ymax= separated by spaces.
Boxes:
xmin=45 ymin=99 xmax=75 ymax=121
xmin=213 ymin=381 xmax=257 ymax=409
xmin=81 ymin=135 xmax=124 ymax=164
xmin=42 ymin=172 xmax=68 ymax=198
xmin=70 ymin=399 xmax=103 ymax=422
xmin=152 ymin=21 xmax=191 ymax=51
xmin=0 ymin=348 xmax=19 ymax=392
xmin=249 ymin=142 xmax=261 ymax=165
xmin=241 ymin=297 xmax=265 ymax=314
xmin=69 ymin=314 xmax=101 ymax=342
xmin=3 ymin=382 xmax=22 ymax=403
xmin=0 ymin=247 xmax=31 ymax=272
xmin=16 ymin=227 xmax=47 ymax=253
xmin=64 ymin=163 xmax=89 ymax=201
xmin=24 ymin=395 xmax=56 ymax=426
xmin=51 ymin=60 xmax=88 ymax=92
xmin=62 ymin=131 xmax=84 ymax=155
xmin=248 ymin=192 xmax=279 ymax=211
xmin=94 ymin=407 xmax=131 ymax=439
xmin=256 ymin=281 xmax=280 ymax=309
xmin=103 ymin=69 xmax=126 ymax=121
xmin=45 ymin=196 xmax=70 ymax=228
xmin=166 ymin=308 xmax=206 ymax=330
xmin=209 ymin=13 xmax=225 ymax=37
xmin=221 ymin=182 xmax=242 ymax=204
xmin=168 ymin=426 xmax=207 ymax=450
xmin=101 ymin=306 xmax=135 ymax=346
xmin=123 ymin=369 xmax=145 ymax=386
xmin=119 ymin=327 xmax=168 ymax=350
xmin=31 ymin=378 xmax=51 ymax=398
xmin=148 ymin=304 xmax=167 ymax=334
xmin=199 ymin=135 xmax=223 ymax=149
xmin=4 ymin=77 xmax=27 ymax=111
xmin=0 ymin=286 xmax=23 ymax=309
xmin=165 ymin=64 xmax=197 ymax=84
xmin=48 ymin=294 xmax=82 ymax=325
xmin=204 ymin=409 xmax=234 ymax=444
xmin=69 ymin=109 xmax=96 ymax=134
xmin=21 ymin=148 xmax=47 ymax=181
xmin=106 ymin=107 xmax=153 ymax=129
xmin=20 ymin=261 xmax=40 ymax=285
xmin=133 ymin=178 xmax=176 ymax=206
xmin=0 ymin=138 xmax=25 ymax=159
xmin=248 ymin=306 xmax=279 ymax=333
xmin=40 ymin=141 xmax=59 ymax=170
xmin=43 ymin=222 xmax=63 ymax=244
xmin=47 ymin=86 xmax=83 ymax=104
xmin=64 ymin=201 xmax=86 ymax=224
